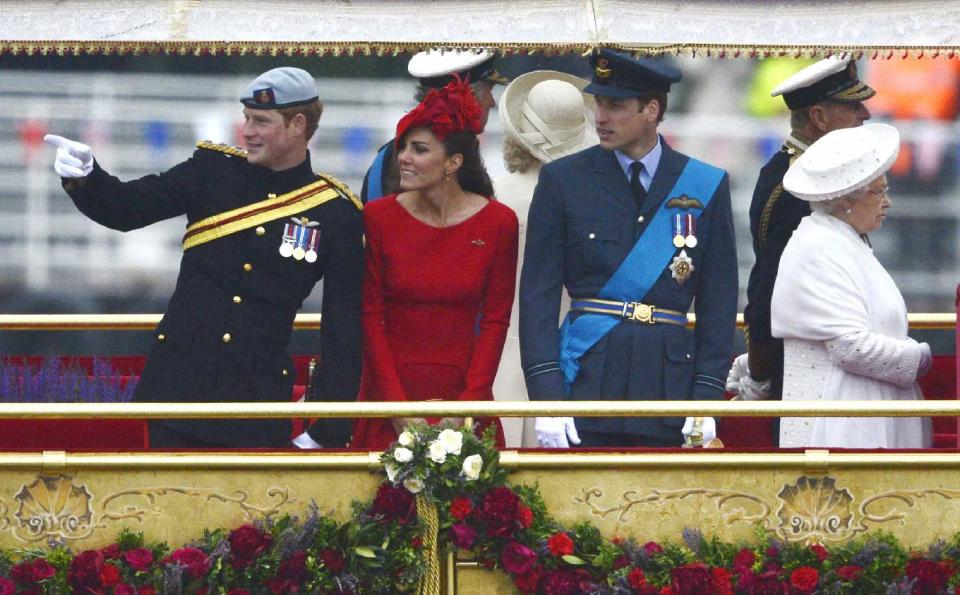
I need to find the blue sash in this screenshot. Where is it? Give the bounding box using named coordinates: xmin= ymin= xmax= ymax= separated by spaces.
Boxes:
xmin=366 ymin=143 xmax=390 ymax=202
xmin=558 ymin=158 xmax=725 ymax=388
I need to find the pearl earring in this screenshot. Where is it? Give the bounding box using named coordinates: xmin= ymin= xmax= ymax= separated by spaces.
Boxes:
xmin=845 ymin=208 xmax=852 ymax=214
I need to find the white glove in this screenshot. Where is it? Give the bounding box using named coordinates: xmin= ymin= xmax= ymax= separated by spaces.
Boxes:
xmin=726 ymin=353 xmax=772 ymax=401
xmin=917 ymin=342 xmax=933 ymax=378
xmin=44 ymin=134 xmax=94 ymax=178
xmin=535 ymin=416 xmax=580 ymax=448
xmin=291 ymin=431 xmax=324 ymax=449
xmin=681 ymin=416 xmax=716 ymax=446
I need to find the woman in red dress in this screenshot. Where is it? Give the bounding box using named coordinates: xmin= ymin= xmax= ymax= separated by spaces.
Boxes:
xmin=350 ymin=77 xmax=519 ymax=450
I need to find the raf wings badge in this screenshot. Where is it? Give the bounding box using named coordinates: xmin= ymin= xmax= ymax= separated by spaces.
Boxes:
xmin=666 ymin=194 xmax=705 ymax=210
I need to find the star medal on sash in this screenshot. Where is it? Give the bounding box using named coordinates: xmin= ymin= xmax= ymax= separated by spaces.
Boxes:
xmin=669 ymin=249 xmax=695 ymax=285
xmin=672 ymin=212 xmax=685 ymax=248
xmin=684 ymin=212 xmax=698 ymax=248
xmin=279 ymin=223 xmax=296 ymax=258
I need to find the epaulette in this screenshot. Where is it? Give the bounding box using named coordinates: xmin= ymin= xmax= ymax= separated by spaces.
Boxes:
xmin=196 ymin=140 xmax=248 ymax=159
xmin=317 ymin=172 xmax=363 ymax=211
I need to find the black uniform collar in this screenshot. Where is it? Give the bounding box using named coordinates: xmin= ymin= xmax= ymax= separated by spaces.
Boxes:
xmin=257 ymin=151 xmax=316 ymax=189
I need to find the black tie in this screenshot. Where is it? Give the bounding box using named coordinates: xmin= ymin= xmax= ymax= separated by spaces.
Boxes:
xmin=629 ymin=161 xmax=647 ymax=210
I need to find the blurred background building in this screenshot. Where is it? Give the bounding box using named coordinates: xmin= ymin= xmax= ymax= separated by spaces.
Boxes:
xmin=0 ymin=55 xmax=956 ymax=355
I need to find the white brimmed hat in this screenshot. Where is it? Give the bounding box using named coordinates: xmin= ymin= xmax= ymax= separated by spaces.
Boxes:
xmin=407 ymin=49 xmax=508 ymax=88
xmin=499 ymin=70 xmax=598 ymax=164
xmin=783 ymin=123 xmax=899 ymax=201
xmin=770 ymin=56 xmax=875 ymax=111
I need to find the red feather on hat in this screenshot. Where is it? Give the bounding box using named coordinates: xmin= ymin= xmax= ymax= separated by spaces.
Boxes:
xmin=395 ymin=74 xmax=484 ymax=146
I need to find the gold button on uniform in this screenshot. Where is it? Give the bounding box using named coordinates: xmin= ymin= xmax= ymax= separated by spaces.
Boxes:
xmin=255 ymin=226 xmax=265 ymax=236
xmin=222 ymin=333 xmax=232 ymax=343
xmin=243 ymin=263 xmax=253 ymax=272
xmin=157 ymin=334 xmax=166 ymax=342
xmin=268 ymin=193 xmax=277 ymax=199
xmin=232 ymin=295 xmax=242 ymax=304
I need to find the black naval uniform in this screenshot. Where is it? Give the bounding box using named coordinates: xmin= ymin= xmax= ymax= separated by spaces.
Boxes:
xmin=743 ymin=134 xmax=811 ymax=400
xmin=65 ymin=143 xmax=364 ymax=448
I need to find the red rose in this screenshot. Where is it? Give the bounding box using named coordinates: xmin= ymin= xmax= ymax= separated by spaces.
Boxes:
xmin=115 ymin=584 xmax=136 ymax=595
xmin=100 ymin=563 xmax=121 ymax=587
xmin=450 ymin=523 xmax=478 ymax=549
xmin=227 ymin=590 xmax=251 ymax=595
xmin=671 ymin=563 xmax=712 ymax=595
xmin=101 ymin=544 xmax=122 ymax=560
xmin=712 ymin=567 xmax=734 ymax=595
xmin=319 ymin=548 xmax=346 ymax=575
xmin=68 ymin=550 xmax=105 ymax=592
xmin=229 ymin=524 xmax=273 ymax=569
xmin=518 ymin=503 xmax=534 ymax=529
xmin=734 ymin=548 xmax=756 ymax=569
xmin=371 ymin=484 xmax=416 ymax=523
xmin=837 ymin=565 xmax=863 ymax=581
xmin=808 ymin=544 xmax=829 ymax=562
xmin=660 ymin=588 xmax=675 ymax=595
xmin=450 ymin=496 xmax=473 ymax=521
xmin=750 ymin=570 xmax=785 ymax=595
xmin=643 ymin=541 xmax=664 ymax=555
xmin=138 ymin=587 xmax=158 ymax=595
xmin=169 ymin=547 xmax=211 ymax=579
xmin=628 ymin=567 xmax=648 ymax=589
xmin=906 ymin=559 xmax=950 ymax=594
xmin=10 ymin=561 xmax=33 ymax=584
xmin=513 ymin=567 xmax=541 ymax=594
xmin=264 ymin=552 xmax=307 ymax=593
xmin=411 ymin=536 xmax=423 ymax=549
xmin=540 ymin=568 xmax=587 ymax=595
xmin=547 ymin=532 xmax=574 ymax=557
xmin=501 ymin=541 xmax=537 ymax=576
xmin=789 ymin=567 xmax=818 ymax=593
xmin=0 ymin=579 xmax=14 ymax=595
xmin=30 ymin=560 xmax=55 ymax=582
xmin=613 ymin=555 xmax=631 ymax=570
xmin=480 ymin=487 xmax=521 ymax=537
xmin=124 ymin=548 xmax=154 ymax=572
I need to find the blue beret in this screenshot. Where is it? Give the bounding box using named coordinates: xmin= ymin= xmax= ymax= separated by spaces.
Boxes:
xmin=241 ymin=67 xmax=319 ymax=109
xmin=584 ymin=49 xmax=682 ymax=98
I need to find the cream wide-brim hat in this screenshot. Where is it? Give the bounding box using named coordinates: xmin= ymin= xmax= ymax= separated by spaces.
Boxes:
xmin=498 ymin=70 xmax=598 ymax=164
xmin=783 ymin=122 xmax=900 ymax=201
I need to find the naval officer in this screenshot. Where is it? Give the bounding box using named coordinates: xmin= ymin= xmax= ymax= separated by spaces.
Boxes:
xmin=520 ymin=50 xmax=738 ymax=448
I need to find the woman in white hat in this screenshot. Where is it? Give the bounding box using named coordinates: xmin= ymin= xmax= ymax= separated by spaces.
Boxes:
xmin=491 ymin=71 xmax=598 ymax=447
xmin=772 ymin=122 xmax=932 ymax=449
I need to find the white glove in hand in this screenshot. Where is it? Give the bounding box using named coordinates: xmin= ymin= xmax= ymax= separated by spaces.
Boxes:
xmin=44 ymin=134 xmax=94 ymax=178
xmin=681 ymin=417 xmax=716 ymax=446
xmin=725 ymin=353 xmax=750 ymax=394
xmin=917 ymin=342 xmax=933 ymax=379
xmin=291 ymin=431 xmax=324 ymax=449
xmin=535 ymin=416 xmax=580 ymax=448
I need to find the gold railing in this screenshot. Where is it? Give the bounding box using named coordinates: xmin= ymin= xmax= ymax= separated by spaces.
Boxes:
xmin=0 ymin=312 xmax=955 ymax=331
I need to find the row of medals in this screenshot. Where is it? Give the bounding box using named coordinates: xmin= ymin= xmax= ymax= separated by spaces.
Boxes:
xmin=671 ymin=212 xmax=695 ymax=284
xmin=279 ymin=217 xmax=319 ymax=263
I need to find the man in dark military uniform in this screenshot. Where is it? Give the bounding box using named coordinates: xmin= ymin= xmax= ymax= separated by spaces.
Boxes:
xmin=360 ymin=48 xmax=506 ymax=202
xmin=730 ymin=57 xmax=875 ymax=415
xmin=519 ymin=50 xmax=737 ymax=448
xmin=44 ymin=67 xmax=363 ymax=449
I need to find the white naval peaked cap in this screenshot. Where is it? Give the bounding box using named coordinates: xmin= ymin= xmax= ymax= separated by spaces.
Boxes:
xmin=770 ymin=56 xmax=875 ymax=110
xmin=783 ymin=123 xmax=899 ymax=201
xmin=241 ymin=67 xmax=319 ymax=109
xmin=407 ymin=49 xmax=507 ymax=88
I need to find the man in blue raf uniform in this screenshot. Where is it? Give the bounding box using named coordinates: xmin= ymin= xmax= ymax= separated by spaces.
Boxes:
xmin=44 ymin=67 xmax=363 ymax=449
xmin=519 ymin=50 xmax=737 ymax=448
xmin=728 ymin=57 xmax=874 ymax=411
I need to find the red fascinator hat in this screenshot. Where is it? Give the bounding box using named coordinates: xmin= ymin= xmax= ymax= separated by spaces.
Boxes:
xmin=395 ymin=75 xmax=485 ymax=146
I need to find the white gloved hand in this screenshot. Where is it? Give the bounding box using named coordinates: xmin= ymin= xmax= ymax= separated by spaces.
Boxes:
xmin=681 ymin=416 xmax=717 ymax=446
xmin=535 ymin=416 xmax=581 ymax=448
xmin=725 ymin=353 xmax=750 ymax=394
xmin=917 ymin=342 xmax=933 ymax=379
xmin=291 ymin=431 xmax=324 ymax=449
xmin=44 ymin=134 xmax=94 ymax=178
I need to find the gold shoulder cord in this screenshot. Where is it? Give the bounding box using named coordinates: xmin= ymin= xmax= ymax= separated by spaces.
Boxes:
xmin=317 ymin=172 xmax=363 ymax=211
xmin=756 ymin=150 xmax=802 ymax=252
xmin=196 ymin=140 xmax=248 ymax=158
